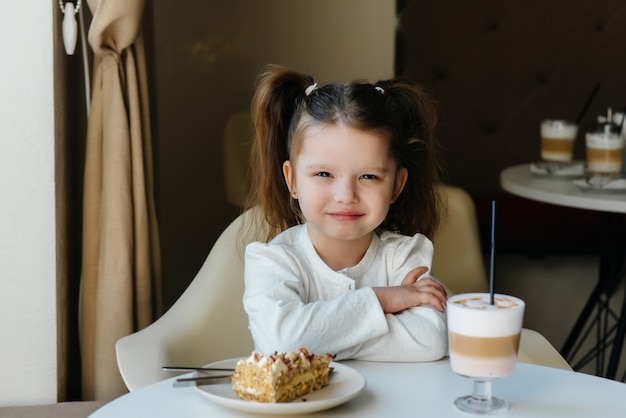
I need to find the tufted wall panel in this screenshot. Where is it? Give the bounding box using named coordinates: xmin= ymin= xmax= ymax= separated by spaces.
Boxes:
xmin=397 ymin=0 xmax=626 ymax=252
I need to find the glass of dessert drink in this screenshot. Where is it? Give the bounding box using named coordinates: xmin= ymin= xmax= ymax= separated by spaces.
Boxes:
xmin=540 ymin=119 xmax=578 ymax=163
xmin=447 ymin=293 xmax=525 ymax=414
xmin=585 ymin=131 xmax=624 ymax=176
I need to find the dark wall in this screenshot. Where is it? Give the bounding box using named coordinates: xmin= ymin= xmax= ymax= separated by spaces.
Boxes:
xmin=397 ymin=0 xmax=626 ymax=253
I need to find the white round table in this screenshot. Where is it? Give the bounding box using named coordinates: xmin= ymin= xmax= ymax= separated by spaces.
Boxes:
xmin=90 ymin=359 xmax=626 ymax=417
xmin=500 ymin=164 xmax=626 ymax=213
xmin=500 ymin=164 xmax=626 ymax=380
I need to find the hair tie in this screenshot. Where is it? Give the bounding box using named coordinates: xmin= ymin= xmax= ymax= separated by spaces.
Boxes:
xmin=305 ymin=83 xmax=318 ymax=96
xmin=374 ymin=86 xmax=386 ymax=95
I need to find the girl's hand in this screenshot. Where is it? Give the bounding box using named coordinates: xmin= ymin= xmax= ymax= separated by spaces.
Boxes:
xmin=373 ymin=267 xmax=447 ymax=314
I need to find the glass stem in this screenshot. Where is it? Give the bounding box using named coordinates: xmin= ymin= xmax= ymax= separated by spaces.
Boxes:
xmin=472 ymin=379 xmax=492 ymax=403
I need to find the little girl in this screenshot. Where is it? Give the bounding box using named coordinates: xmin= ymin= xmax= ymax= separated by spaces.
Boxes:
xmin=242 ymin=65 xmax=448 ymax=362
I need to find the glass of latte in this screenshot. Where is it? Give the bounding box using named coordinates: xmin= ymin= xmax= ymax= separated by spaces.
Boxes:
xmin=540 ymin=119 xmax=578 ymax=163
xmin=447 ymin=293 xmax=525 ymax=414
xmin=585 ymin=131 xmax=624 ymax=175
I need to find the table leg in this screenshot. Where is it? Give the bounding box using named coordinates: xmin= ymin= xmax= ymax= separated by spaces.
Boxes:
xmin=561 ymin=213 xmax=613 ymax=359
xmin=606 ymin=277 xmax=626 ymax=380
xmin=560 ymin=281 xmax=605 ymax=360
xmin=559 ymin=212 xmax=626 ymax=379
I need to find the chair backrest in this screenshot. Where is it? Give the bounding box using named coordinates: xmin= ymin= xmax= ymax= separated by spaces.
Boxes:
xmin=115 ymin=209 xmax=266 ymax=391
xmin=432 ymin=185 xmax=488 ymax=294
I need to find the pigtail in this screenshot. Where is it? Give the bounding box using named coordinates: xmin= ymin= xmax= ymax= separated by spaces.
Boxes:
xmin=245 ymin=65 xmax=312 ymax=241
xmin=381 ymin=80 xmax=445 ymax=238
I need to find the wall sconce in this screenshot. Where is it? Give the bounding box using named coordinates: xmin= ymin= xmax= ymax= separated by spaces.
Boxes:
xmin=60 ymin=0 xmax=81 ymax=55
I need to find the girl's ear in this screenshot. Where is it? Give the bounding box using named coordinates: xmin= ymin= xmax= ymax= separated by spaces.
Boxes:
xmin=283 ymin=160 xmax=297 ymax=198
xmin=391 ymin=167 xmax=408 ymax=203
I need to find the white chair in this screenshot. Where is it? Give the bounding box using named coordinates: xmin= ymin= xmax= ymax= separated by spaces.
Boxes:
xmin=116 ymin=209 xmax=262 ymax=391
xmin=116 ymin=187 xmax=570 ymax=392
xmin=432 ymin=185 xmax=488 ymax=295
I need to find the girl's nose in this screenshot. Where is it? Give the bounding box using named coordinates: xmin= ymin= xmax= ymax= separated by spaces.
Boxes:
xmin=334 ymin=177 xmax=358 ymax=203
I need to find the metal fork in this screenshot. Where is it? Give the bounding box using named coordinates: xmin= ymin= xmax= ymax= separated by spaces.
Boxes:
xmin=162 ymin=366 xmax=235 ymax=373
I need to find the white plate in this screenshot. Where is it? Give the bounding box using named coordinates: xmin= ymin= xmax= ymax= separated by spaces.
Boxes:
xmin=573 ymin=175 xmax=626 ymax=193
xmin=194 ymin=358 xmax=366 ymax=415
xmin=530 ymin=161 xmax=585 ymax=177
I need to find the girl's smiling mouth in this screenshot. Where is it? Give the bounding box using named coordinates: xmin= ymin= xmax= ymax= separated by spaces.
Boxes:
xmin=327 ymin=211 xmax=364 ymax=221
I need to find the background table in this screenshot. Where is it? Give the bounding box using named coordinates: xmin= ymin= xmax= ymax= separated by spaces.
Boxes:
xmin=501 ymin=164 xmax=626 ymax=380
xmin=500 ymin=164 xmax=626 ymax=213
xmin=90 ymin=359 xmax=626 ymax=417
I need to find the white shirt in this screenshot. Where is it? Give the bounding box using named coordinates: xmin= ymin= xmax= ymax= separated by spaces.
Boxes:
xmin=243 ymin=224 xmax=448 ymax=361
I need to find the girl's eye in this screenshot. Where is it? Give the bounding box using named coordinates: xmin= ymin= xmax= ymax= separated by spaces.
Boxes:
xmin=315 ymin=172 xmax=331 ymax=178
xmin=360 ymin=174 xmax=378 ymax=180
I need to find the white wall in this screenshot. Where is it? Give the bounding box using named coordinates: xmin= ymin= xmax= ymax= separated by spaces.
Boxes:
xmin=0 ymin=2 xmax=58 ymax=406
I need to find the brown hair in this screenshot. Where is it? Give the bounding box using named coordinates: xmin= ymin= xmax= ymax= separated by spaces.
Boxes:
xmin=244 ymin=64 xmax=445 ymax=241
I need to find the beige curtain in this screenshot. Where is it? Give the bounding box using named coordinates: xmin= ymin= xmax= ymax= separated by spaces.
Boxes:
xmin=81 ymin=0 xmax=161 ymax=400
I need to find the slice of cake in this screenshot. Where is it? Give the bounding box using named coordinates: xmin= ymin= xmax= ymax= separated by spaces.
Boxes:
xmin=231 ymin=348 xmax=332 ymax=403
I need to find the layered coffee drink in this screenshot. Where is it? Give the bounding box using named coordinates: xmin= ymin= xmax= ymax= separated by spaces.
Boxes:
xmin=540 ymin=120 xmax=578 ymax=162
xmin=585 ymin=132 xmax=624 ymax=173
xmin=447 ymin=293 xmax=525 ymax=379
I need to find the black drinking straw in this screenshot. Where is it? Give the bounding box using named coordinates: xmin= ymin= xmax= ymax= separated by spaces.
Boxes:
xmin=489 ymin=200 xmax=496 ymax=305
xmin=575 ymin=82 xmax=601 ymax=125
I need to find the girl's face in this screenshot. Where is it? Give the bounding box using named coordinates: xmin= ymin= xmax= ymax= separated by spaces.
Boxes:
xmin=283 ymin=123 xmax=407 ymax=252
